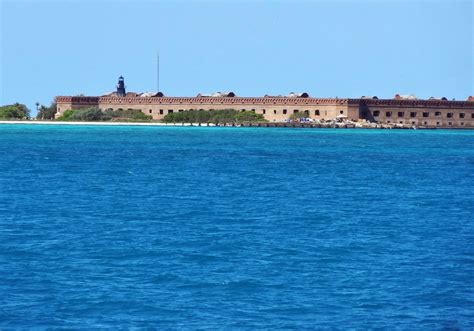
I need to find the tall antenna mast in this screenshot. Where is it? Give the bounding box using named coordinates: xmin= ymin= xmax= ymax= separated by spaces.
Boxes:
xmin=156 ymin=51 xmax=160 ymax=92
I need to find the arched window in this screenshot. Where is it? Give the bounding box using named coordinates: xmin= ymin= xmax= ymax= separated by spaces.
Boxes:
xmin=315 ymin=110 xmax=320 ymax=116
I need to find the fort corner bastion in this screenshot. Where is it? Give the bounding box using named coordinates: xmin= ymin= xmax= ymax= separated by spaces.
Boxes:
xmin=55 ymin=77 xmax=474 ymax=128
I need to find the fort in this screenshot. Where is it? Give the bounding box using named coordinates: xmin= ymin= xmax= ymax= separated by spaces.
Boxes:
xmin=55 ymin=76 xmax=474 ymax=128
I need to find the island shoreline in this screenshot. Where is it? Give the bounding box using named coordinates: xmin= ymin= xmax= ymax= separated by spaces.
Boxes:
xmin=2 ymin=120 xmax=473 ymax=130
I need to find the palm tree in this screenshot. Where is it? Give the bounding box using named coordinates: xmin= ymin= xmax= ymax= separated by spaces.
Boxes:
xmin=35 ymin=102 xmax=40 ymax=120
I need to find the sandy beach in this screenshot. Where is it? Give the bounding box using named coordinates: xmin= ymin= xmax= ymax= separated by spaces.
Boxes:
xmin=0 ymin=121 xmax=208 ymax=127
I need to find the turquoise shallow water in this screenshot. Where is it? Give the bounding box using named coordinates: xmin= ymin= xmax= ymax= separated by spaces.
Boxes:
xmin=0 ymin=124 xmax=473 ymax=329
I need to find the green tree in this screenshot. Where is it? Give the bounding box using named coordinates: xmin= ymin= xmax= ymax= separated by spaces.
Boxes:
xmin=56 ymin=110 xmax=76 ymax=121
xmin=72 ymin=108 xmax=103 ymax=121
xmin=234 ymin=111 xmax=265 ymax=123
xmin=162 ymin=109 xmax=267 ymax=124
xmin=162 ymin=111 xmax=189 ymax=123
xmin=36 ymin=102 xmax=57 ymax=120
xmin=194 ymin=110 xmax=212 ymax=123
xmin=163 ymin=109 xmax=210 ymax=123
xmin=56 ymin=108 xmax=102 ymax=121
xmin=103 ymin=108 xmax=151 ymax=121
xmin=209 ymin=109 xmax=238 ymax=124
xmin=56 ymin=108 xmax=152 ymax=122
xmin=0 ymin=103 xmax=30 ymax=119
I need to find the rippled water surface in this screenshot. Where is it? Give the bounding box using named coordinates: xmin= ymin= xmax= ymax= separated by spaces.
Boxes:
xmin=1 ymin=124 xmax=473 ymax=329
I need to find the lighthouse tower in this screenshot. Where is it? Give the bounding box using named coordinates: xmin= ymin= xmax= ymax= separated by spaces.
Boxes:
xmin=116 ymin=76 xmax=126 ymax=96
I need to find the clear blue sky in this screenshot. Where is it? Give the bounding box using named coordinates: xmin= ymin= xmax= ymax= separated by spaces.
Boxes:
xmin=1 ymin=0 xmax=473 ymax=114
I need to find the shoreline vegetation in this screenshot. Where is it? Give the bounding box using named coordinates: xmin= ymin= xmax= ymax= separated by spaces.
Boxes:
xmin=0 ymin=104 xmax=469 ymax=129
xmin=57 ymin=108 xmax=268 ymax=124
xmin=162 ymin=109 xmax=266 ymax=124
xmin=57 ymin=108 xmax=152 ymax=122
xmin=0 ymin=103 xmax=30 ymax=120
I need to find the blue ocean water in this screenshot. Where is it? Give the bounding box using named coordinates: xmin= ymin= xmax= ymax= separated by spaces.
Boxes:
xmin=0 ymin=124 xmax=473 ymax=329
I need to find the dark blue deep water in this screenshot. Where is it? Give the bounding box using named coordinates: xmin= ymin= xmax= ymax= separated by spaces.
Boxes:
xmin=1 ymin=124 xmax=473 ymax=329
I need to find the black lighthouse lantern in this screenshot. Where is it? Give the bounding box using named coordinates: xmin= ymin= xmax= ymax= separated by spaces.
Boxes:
xmin=116 ymin=76 xmax=126 ymax=97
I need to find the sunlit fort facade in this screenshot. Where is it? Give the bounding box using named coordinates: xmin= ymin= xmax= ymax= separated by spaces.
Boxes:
xmin=55 ymin=76 xmax=474 ymax=128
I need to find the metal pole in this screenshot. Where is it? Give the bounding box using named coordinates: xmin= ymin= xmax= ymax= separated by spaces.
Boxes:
xmin=157 ymin=51 xmax=160 ymax=92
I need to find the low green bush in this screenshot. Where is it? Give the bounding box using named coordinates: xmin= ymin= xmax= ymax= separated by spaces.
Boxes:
xmin=162 ymin=109 xmax=266 ymax=124
xmin=56 ymin=108 xmax=152 ymax=122
xmin=56 ymin=110 xmax=75 ymax=121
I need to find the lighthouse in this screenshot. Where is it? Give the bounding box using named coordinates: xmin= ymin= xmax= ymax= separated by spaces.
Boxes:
xmin=116 ymin=76 xmax=126 ymax=97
